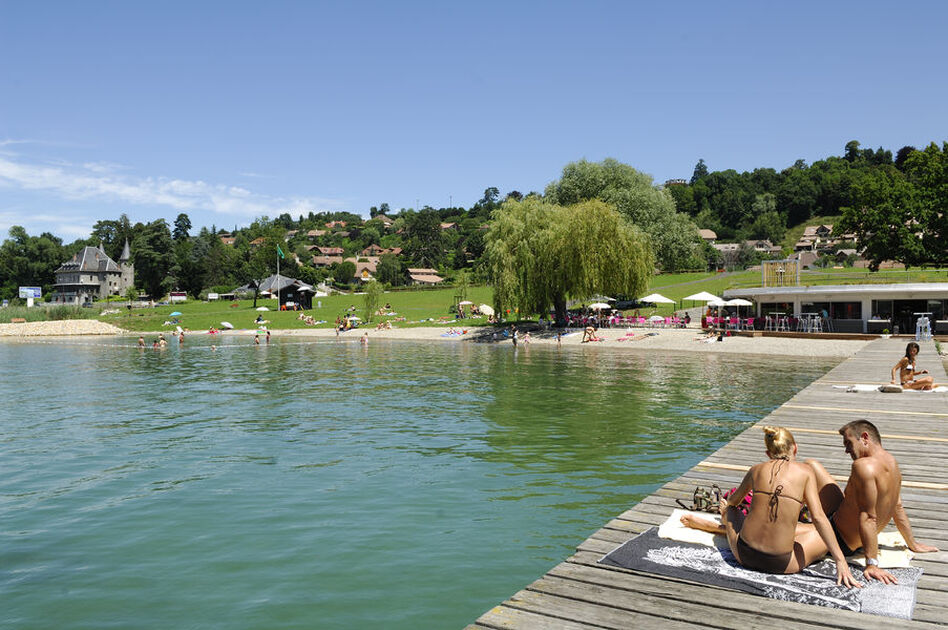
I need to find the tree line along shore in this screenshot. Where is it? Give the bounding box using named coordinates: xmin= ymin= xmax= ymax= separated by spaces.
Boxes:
xmin=1 ymin=141 xmax=945 ymax=320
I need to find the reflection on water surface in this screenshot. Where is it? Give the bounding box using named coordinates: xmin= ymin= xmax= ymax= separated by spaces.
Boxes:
xmin=0 ymin=337 xmax=836 ymax=628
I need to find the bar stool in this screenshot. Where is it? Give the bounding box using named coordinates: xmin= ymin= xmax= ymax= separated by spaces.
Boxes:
xmin=811 ymin=316 xmax=822 ymax=333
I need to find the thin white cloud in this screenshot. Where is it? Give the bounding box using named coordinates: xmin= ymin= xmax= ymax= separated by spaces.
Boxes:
xmin=0 ymin=155 xmax=345 ymax=219
xmin=0 ymin=208 xmax=92 ymax=240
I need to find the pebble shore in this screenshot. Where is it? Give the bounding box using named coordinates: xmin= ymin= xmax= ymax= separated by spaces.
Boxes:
xmin=0 ymin=319 xmax=125 ymax=336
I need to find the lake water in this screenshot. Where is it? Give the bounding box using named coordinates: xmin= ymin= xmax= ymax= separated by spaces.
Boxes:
xmin=0 ymin=336 xmax=836 ymax=628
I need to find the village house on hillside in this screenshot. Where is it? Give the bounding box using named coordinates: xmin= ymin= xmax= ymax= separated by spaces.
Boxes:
xmin=52 ymin=240 xmax=134 ymax=305
xmin=698 ymin=229 xmax=717 ymax=243
xmin=407 ymin=267 xmax=444 ymax=285
xmin=794 ymin=224 xmax=858 ymax=252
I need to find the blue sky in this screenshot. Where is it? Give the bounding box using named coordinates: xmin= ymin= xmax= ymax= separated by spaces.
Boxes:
xmin=1 ymin=1 xmax=946 ymax=242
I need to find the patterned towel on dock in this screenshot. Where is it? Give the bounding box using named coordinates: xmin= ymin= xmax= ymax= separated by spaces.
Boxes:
xmin=658 ymin=509 xmax=914 ymax=568
xmin=599 ymin=527 xmax=922 ymax=619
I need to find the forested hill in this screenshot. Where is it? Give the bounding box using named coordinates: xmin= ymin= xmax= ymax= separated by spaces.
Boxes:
xmin=1 ymin=140 xmax=945 ymax=301
xmin=667 ymin=140 xmax=947 ymax=267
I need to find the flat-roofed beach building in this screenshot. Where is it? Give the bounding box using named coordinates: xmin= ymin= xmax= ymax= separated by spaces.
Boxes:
xmin=724 ymin=282 xmax=948 ymax=334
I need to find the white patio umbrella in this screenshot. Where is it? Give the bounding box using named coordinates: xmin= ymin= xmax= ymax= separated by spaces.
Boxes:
xmin=726 ymin=298 xmax=754 ymax=323
xmin=683 ymin=291 xmax=720 ymax=302
xmin=588 ymin=302 xmax=612 ymax=310
xmin=220 ymin=321 xmax=234 ymax=329
xmin=458 ymin=300 xmax=474 ymax=305
xmin=256 ymin=306 xmax=270 ymax=311
xmin=479 ymin=304 xmax=495 ymax=316
xmin=639 ymin=293 xmax=675 ymax=304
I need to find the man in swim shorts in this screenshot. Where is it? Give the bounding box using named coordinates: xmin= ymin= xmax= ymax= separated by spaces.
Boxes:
xmin=806 ymin=419 xmax=938 ymax=584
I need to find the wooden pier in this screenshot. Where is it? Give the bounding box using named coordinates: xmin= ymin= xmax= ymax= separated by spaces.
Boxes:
xmin=469 ymin=338 xmax=948 ymax=628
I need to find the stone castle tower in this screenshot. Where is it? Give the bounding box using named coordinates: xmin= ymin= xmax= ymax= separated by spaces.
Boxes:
xmin=119 ymin=239 xmax=135 ymax=293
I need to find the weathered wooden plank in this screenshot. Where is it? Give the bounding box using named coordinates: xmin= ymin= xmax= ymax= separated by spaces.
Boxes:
xmin=505 ymin=588 xmax=711 ymax=629
xmin=546 ymin=562 xmax=939 ymax=629
xmin=473 ymin=603 xmax=602 ymax=629
xmin=471 ymin=338 xmax=948 ymax=628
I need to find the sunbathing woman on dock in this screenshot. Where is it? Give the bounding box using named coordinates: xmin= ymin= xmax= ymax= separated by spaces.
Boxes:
xmin=891 ymin=342 xmax=936 ymax=390
xmin=681 ymin=426 xmax=861 ymax=587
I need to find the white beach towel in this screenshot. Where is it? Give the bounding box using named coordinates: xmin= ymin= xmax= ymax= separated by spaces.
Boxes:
xmin=658 ymin=509 xmax=914 ymax=568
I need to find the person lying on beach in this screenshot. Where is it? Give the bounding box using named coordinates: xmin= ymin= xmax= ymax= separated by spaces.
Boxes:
xmin=694 ymin=330 xmax=719 ymax=343
xmin=581 ymin=326 xmax=601 ymax=342
xmin=805 ymin=419 xmax=938 ymax=583
xmin=681 ymin=426 xmax=861 ymax=586
xmin=891 ymin=342 xmax=936 ymax=390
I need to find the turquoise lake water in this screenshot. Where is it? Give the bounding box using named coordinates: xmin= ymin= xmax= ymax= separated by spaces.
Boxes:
xmin=0 ymin=336 xmax=836 ymax=628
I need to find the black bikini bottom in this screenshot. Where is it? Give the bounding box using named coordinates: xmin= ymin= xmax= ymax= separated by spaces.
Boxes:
xmin=736 ymin=535 xmax=792 ymax=574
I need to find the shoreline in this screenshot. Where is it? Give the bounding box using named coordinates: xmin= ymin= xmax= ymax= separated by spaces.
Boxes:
xmin=0 ymin=319 xmax=886 ymax=358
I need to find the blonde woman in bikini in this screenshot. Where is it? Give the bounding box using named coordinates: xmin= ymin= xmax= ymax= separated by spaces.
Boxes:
xmin=681 ymin=426 xmax=861 ymax=587
xmin=891 ymin=342 xmax=935 ymax=390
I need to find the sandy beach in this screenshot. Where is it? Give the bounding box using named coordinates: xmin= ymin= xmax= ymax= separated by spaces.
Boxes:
xmin=0 ymin=319 xmax=126 ymax=336
xmin=3 ymin=318 xmax=943 ymax=361
xmin=271 ymin=325 xmax=875 ymax=358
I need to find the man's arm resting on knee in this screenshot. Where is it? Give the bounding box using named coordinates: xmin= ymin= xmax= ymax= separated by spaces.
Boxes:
xmin=893 ymin=497 xmax=939 ymax=553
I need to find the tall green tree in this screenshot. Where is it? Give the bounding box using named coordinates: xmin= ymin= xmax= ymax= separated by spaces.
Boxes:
xmin=172 ymin=213 xmax=192 ymax=241
xmin=171 ymin=238 xmax=207 ymax=298
xmin=902 ymin=142 xmax=947 ymax=265
xmin=0 ymin=227 xmax=66 ymax=299
xmin=90 ymin=214 xmax=136 ymax=261
xmin=132 ymin=219 xmax=174 ymax=298
xmin=404 ymin=209 xmax=444 ymax=268
xmin=544 ymin=159 xmax=704 ymax=271
xmin=837 ymin=166 xmax=925 ymax=269
xmin=376 ymin=253 xmax=402 ymax=286
xmin=485 ymin=197 xmax=652 ymax=324
xmin=362 ymin=279 xmax=384 ymax=321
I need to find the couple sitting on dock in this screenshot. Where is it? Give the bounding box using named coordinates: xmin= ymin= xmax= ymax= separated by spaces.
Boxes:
xmin=681 ymin=420 xmax=938 ymax=587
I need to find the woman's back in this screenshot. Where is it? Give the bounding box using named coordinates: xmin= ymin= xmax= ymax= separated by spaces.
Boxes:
xmin=739 ymin=458 xmax=811 ymax=554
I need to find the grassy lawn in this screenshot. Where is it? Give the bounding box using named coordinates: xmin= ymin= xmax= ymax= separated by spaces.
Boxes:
xmin=15 ymin=269 xmax=944 ymax=331
xmin=101 ymin=285 xmax=495 ymax=333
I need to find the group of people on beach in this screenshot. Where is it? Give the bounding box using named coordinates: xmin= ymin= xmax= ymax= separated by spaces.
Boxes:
xmin=681 ymin=419 xmax=938 ymax=587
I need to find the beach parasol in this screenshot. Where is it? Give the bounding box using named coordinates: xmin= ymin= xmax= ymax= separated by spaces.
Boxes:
xmin=220 ymin=321 xmax=234 ymax=329
xmin=589 ymin=302 xmax=612 ymax=310
xmin=479 ymin=304 xmax=494 ymax=316
xmin=169 ymin=311 xmax=182 ymax=317
xmin=683 ymin=291 xmax=719 ymax=302
xmin=458 ymin=300 xmax=474 ymax=305
xmin=639 ymin=293 xmax=675 ymax=304
xmin=726 ymin=297 xmax=754 ymax=322
xmin=256 ymin=306 xmax=269 ymax=311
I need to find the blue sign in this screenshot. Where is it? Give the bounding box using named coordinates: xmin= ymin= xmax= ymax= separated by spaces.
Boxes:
xmin=19 ymin=287 xmax=42 ymax=298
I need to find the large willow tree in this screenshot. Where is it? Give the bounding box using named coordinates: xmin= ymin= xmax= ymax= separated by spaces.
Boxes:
xmin=485 ymin=197 xmax=653 ymax=324
xmin=544 ymin=158 xmax=705 ymax=271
